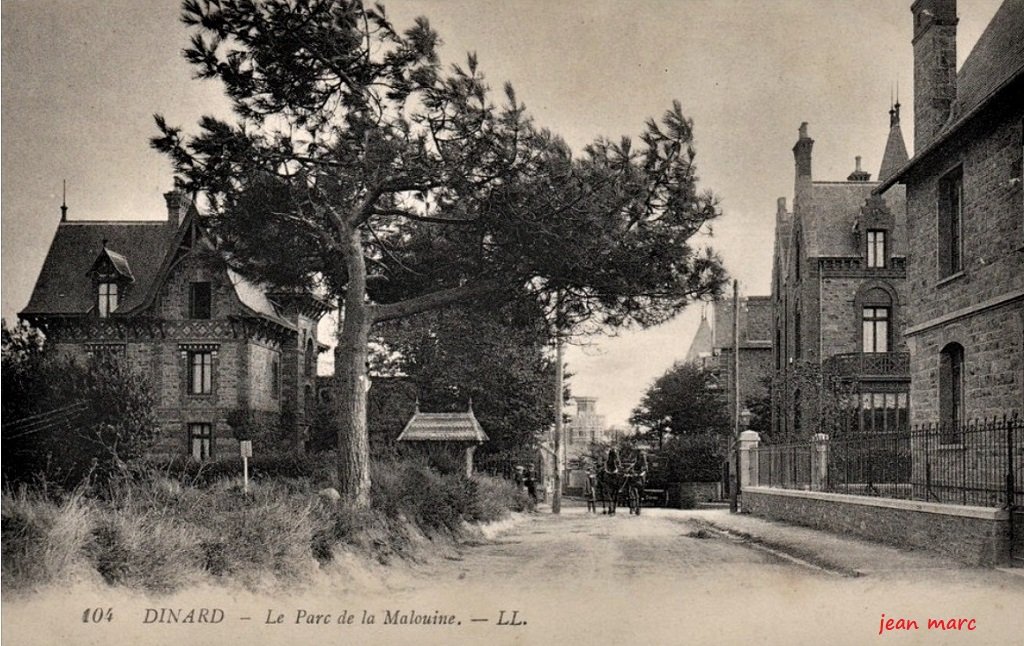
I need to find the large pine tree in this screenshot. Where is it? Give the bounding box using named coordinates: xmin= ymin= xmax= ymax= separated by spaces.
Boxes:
xmin=153 ymin=0 xmax=726 ymax=505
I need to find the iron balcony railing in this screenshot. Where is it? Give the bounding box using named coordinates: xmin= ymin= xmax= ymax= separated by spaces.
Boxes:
xmin=824 ymin=352 xmax=910 ymax=379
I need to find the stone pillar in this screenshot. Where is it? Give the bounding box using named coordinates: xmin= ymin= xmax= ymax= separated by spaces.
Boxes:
xmin=465 ymin=444 xmax=477 ymax=478
xmin=738 ymin=430 xmax=761 ymax=489
xmin=812 ymin=433 xmax=830 ymax=490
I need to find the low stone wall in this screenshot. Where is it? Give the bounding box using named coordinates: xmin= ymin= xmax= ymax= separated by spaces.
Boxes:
xmin=742 ymin=486 xmax=1011 ymax=566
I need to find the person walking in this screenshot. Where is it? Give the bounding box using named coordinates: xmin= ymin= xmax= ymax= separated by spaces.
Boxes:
xmin=524 ymin=467 xmax=538 ymax=503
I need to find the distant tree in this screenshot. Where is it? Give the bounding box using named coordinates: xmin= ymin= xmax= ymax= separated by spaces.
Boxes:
xmin=629 ymin=361 xmax=729 ymax=448
xmin=375 ymin=299 xmax=555 ymax=472
xmin=744 ymin=377 xmax=773 ymax=441
xmin=153 ymin=0 xmax=726 ymax=505
xmin=2 ymin=322 xmax=159 ymax=488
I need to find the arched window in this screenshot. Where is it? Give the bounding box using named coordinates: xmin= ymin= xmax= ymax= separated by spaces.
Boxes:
xmin=939 ymin=343 xmax=965 ymax=442
xmin=857 ymin=285 xmax=895 ymax=354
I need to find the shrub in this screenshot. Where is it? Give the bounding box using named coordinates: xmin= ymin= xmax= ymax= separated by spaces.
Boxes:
xmin=194 ymin=484 xmax=320 ymax=585
xmin=1 ymin=488 xmax=94 ymax=592
xmin=2 ymin=323 xmax=159 ymax=489
xmin=87 ymin=512 xmax=204 ymax=592
xmin=143 ymin=451 xmax=334 ymax=488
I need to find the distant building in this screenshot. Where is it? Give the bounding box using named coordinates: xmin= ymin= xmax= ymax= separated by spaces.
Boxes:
xmin=711 ymin=297 xmax=773 ymax=428
xmin=876 ymin=0 xmax=1024 ymax=423
xmin=20 ymin=187 xmax=327 ymax=458
xmin=564 ymin=396 xmax=608 ymax=460
xmin=770 ymin=110 xmax=911 ymax=439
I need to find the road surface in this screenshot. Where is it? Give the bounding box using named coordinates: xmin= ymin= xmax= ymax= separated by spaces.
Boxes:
xmin=4 ymin=502 xmax=1024 ymax=645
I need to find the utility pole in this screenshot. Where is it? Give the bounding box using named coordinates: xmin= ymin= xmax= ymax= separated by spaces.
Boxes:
xmin=730 ymin=279 xmax=741 ymax=513
xmin=552 ymin=328 xmax=564 ymax=514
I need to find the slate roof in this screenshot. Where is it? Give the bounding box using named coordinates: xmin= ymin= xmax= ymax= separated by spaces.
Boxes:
xmin=101 ymin=248 xmax=135 ymax=281
xmin=228 ymin=269 xmax=296 ymax=330
xmin=397 ymin=410 xmax=489 ymax=443
xmin=802 ymin=182 xmax=877 ymax=258
xmin=21 ymin=221 xmax=175 ymax=316
xmin=877 ymin=0 xmax=1024 ymax=190
xmin=877 ymin=112 xmax=909 ymax=182
xmin=684 ymin=314 xmax=714 ymax=363
xmin=948 ymin=0 xmax=1024 ymax=128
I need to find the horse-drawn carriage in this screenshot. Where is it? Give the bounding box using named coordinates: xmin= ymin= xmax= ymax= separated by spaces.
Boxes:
xmin=589 ymin=466 xmax=645 ymax=515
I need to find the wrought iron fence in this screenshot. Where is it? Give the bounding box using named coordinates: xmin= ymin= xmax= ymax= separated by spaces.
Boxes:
xmin=754 ymin=442 xmax=814 ymax=489
xmin=751 ymin=416 xmax=1023 ymax=509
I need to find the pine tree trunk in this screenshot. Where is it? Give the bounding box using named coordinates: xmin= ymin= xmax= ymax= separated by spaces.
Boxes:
xmin=335 ymin=226 xmax=372 ymax=507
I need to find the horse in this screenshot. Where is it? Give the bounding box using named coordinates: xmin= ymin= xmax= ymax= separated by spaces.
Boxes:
xmin=595 ymin=469 xmax=625 ymax=515
xmin=621 ymin=470 xmax=644 ymax=515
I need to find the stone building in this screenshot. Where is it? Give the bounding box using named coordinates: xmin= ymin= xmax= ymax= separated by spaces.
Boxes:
xmin=19 ymin=187 xmax=327 ymax=458
xmin=770 ymin=112 xmax=912 ymax=440
xmin=711 ymin=297 xmax=774 ymax=428
xmin=875 ymin=0 xmax=1023 ymax=425
xmin=563 ymin=396 xmax=608 ymax=461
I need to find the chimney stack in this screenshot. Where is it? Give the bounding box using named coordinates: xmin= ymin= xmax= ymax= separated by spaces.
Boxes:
xmin=793 ymin=123 xmax=814 ymax=212
xmin=163 ymin=179 xmax=192 ymax=230
xmin=847 ymin=156 xmax=872 ymax=182
xmin=911 ymin=0 xmax=958 ymax=152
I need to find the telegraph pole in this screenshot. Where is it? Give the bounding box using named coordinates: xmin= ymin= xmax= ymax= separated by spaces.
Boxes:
xmin=730 ymin=279 xmax=741 ymax=513
xmin=552 ymin=328 xmax=564 ymax=514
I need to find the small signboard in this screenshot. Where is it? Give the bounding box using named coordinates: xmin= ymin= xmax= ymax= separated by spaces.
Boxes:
xmin=239 ymin=440 xmax=253 ymax=458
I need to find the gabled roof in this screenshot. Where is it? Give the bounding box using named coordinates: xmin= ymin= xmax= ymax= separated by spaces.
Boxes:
xmin=802 ymin=182 xmax=877 ymax=258
xmin=96 ymin=247 xmax=135 ymax=281
xmin=877 ymin=0 xmax=1024 ymax=191
xmin=21 ymin=221 xmax=175 ymax=316
xmin=397 ymin=409 xmax=489 ymax=443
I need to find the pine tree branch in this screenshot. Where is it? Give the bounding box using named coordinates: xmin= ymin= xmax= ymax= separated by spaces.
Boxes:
xmin=371 ymin=280 xmax=501 ymax=323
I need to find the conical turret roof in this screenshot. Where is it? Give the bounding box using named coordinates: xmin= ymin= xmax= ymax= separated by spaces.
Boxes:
xmin=878 ymin=103 xmax=909 ymax=182
xmin=684 ymin=313 xmax=714 ymax=364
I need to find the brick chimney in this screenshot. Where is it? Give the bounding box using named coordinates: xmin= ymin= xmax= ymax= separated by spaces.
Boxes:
xmin=163 ymin=180 xmax=193 ymax=230
xmin=911 ymin=0 xmax=958 ymax=152
xmin=793 ymin=122 xmax=814 ymax=213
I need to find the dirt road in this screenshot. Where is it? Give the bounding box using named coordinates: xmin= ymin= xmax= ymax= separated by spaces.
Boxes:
xmin=4 ymin=503 xmax=1024 ymax=646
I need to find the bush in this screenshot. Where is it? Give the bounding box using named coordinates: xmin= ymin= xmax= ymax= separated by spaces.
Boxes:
xmin=2 ymin=322 xmax=159 ymax=489
xmin=2 ymin=457 xmax=528 ymax=594
xmin=143 ymin=451 xmax=334 ymax=488
xmin=87 ymin=512 xmax=203 ymax=592
xmin=1 ymin=488 xmax=94 ymax=592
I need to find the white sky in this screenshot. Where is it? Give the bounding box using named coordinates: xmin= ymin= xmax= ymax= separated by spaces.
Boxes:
xmin=1 ymin=0 xmax=1004 ymax=426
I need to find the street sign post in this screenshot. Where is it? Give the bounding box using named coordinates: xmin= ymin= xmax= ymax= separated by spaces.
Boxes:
xmin=240 ymin=440 xmax=253 ymax=494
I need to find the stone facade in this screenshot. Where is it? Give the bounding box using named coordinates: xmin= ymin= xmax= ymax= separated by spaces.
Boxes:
xmin=21 ymin=189 xmax=326 ymax=458
xmin=770 ymin=117 xmax=911 ymax=440
xmin=878 ymin=0 xmax=1024 ymax=424
xmin=711 ymin=297 xmax=773 ymax=425
xmin=743 ymin=487 xmax=1011 ymax=566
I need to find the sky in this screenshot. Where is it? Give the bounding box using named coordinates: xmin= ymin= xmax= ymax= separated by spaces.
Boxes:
xmin=1 ymin=0 xmax=1005 ymax=427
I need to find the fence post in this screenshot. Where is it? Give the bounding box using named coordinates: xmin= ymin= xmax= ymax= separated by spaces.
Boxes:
xmin=738 ymin=430 xmax=760 ymax=490
xmin=812 ymin=433 xmax=829 ymax=491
